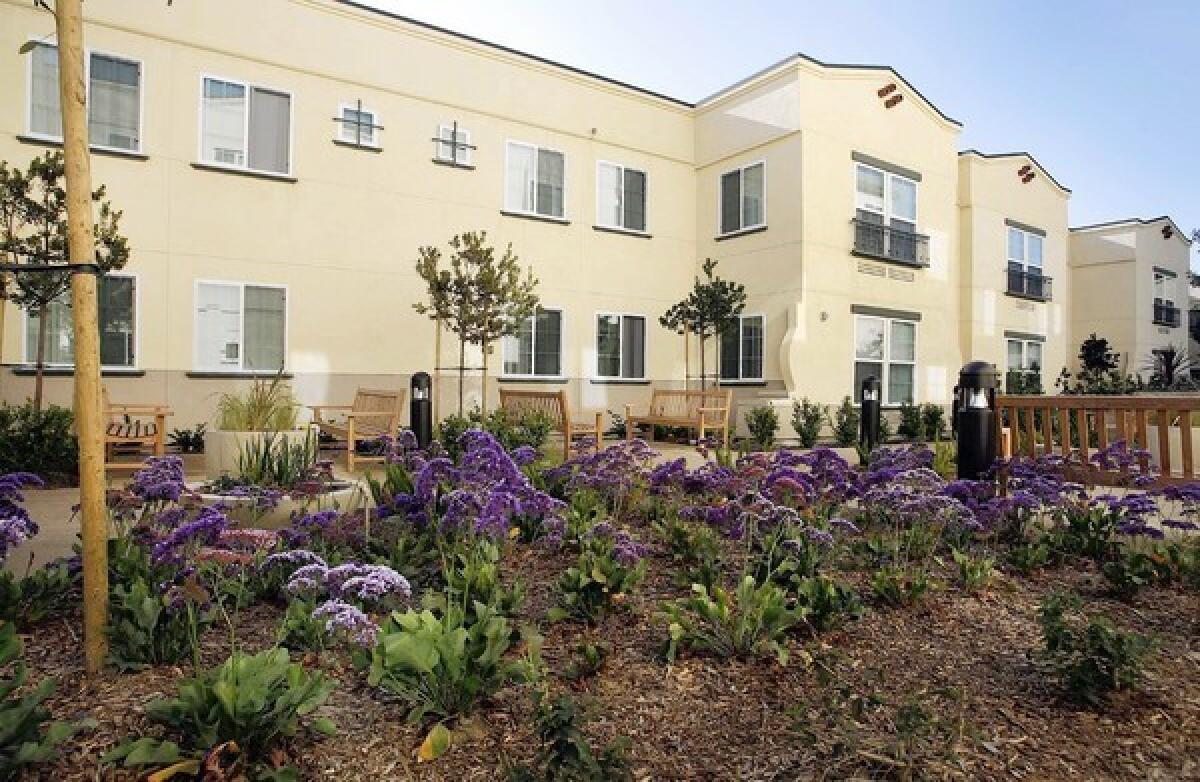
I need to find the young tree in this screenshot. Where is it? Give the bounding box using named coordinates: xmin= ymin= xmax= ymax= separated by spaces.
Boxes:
xmin=0 ymin=151 xmax=129 ymax=410
xmin=1078 ymin=333 xmax=1119 ymax=373
xmin=659 ymin=258 xmax=746 ymax=389
xmin=1143 ymin=344 xmax=1192 ymax=389
xmin=414 ymin=231 xmax=539 ymax=415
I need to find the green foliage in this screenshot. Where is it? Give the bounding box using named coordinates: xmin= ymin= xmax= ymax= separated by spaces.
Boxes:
xmin=216 ymin=374 xmax=298 ymax=431
xmin=920 ymin=404 xmax=946 ymax=442
xmin=659 ymin=258 xmax=747 ymax=389
xmin=437 ymin=538 xmax=525 ymax=620
xmin=366 ymin=602 xmax=517 ymax=722
xmin=1143 ymin=344 xmax=1193 ymax=390
xmin=1078 ymin=333 xmax=1119 ymax=373
xmin=1100 ymin=544 xmax=1175 ymax=600
xmin=897 ymin=401 xmax=922 ymax=441
xmin=277 ymin=600 xmax=329 ymax=652
xmin=550 ymin=535 xmax=646 ymax=625
xmin=107 ymin=577 xmax=209 ymax=671
xmin=744 ymin=405 xmax=779 ymax=450
xmin=662 ymin=576 xmax=803 ymax=665
xmin=0 ymin=561 xmax=73 ymax=630
xmin=1038 ymin=592 xmax=1154 ymax=704
xmin=168 ymin=423 xmax=207 ymax=453
xmin=793 ymin=575 xmax=863 ymax=634
xmin=507 ymin=694 xmax=631 ymax=782
xmin=870 ymin=566 xmax=931 ymax=608
xmin=0 ymin=403 xmax=77 ymax=483
xmin=235 ymin=429 xmax=319 ymax=489
xmin=1005 ymin=369 xmax=1043 ymax=395
xmin=0 ymin=622 xmax=80 ymax=779
xmin=791 ymin=398 xmax=824 ymax=448
xmin=951 ymin=549 xmax=994 ymax=594
xmin=438 ymin=406 xmax=555 ymax=461
xmin=653 ymin=515 xmax=721 ymax=589
xmin=562 ymin=641 xmax=610 ymax=683
xmin=829 ymin=397 xmax=860 ymax=448
xmin=1007 ymin=540 xmax=1050 ymax=575
xmin=931 ymin=440 xmax=956 ymax=479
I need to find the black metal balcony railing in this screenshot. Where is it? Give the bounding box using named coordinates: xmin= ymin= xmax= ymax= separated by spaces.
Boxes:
xmin=851 ymin=218 xmax=930 ymax=267
xmin=1005 ymin=266 xmax=1053 ymax=301
xmin=1153 ymin=300 xmax=1181 ymax=327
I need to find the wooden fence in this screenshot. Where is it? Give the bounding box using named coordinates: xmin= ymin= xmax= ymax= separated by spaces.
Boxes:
xmin=996 ymin=394 xmax=1200 ymax=486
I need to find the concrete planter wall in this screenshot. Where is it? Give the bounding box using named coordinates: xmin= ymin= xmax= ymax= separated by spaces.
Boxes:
xmin=203 ymin=428 xmax=314 ymax=480
xmin=189 ymin=480 xmax=366 ymax=529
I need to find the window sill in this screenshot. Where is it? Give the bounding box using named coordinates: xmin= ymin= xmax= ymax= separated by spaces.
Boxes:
xmin=715 ymin=225 xmax=767 ymax=242
xmin=333 ymin=139 xmax=382 ymax=153
xmin=498 ymin=376 xmax=568 ymax=385
xmin=589 ymin=378 xmax=651 ymax=386
xmin=500 ymin=210 xmax=569 ymax=226
xmin=190 ymin=162 xmax=297 ymax=183
xmin=10 ymin=365 xmax=144 ymax=377
xmin=1003 ymin=291 xmax=1051 ymax=303
xmin=718 ymin=380 xmax=768 ymax=387
xmin=432 ymin=158 xmax=475 ymax=170
xmin=186 ymin=371 xmax=295 ymax=379
xmin=592 ymin=225 xmax=652 ymax=239
xmin=17 ymin=134 xmax=149 ymax=161
xmin=850 ymin=250 xmax=929 ymax=269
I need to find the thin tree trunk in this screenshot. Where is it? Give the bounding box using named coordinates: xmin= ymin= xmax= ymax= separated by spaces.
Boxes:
xmin=433 ymin=318 xmax=441 ymax=426
xmin=480 ymin=339 xmax=489 ymax=417
xmin=457 ymin=337 xmax=465 ymax=416
xmin=33 ymin=303 xmax=47 ymax=412
xmin=699 ymin=335 xmax=707 ymax=391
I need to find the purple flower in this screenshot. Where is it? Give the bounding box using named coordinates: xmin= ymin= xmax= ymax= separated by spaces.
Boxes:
xmin=129 ymin=456 xmax=187 ymax=504
xmin=512 ymin=445 xmax=539 ymax=466
xmin=151 ymin=507 xmax=229 ymax=565
xmin=0 ymin=472 xmax=44 ymax=563
xmin=313 ymin=598 xmax=378 ymax=647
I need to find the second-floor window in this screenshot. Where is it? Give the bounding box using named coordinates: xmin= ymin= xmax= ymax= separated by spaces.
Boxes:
xmin=25 ymin=275 xmax=137 ymax=368
xmin=596 ymin=314 xmax=645 ymax=380
xmin=503 ymin=309 xmax=562 ymax=378
xmin=596 ymin=162 xmax=647 ymax=232
xmin=195 ymin=281 xmax=287 ymax=372
xmin=1153 ymin=270 xmax=1179 ymax=326
xmin=854 ymin=314 xmax=916 ymax=405
xmin=720 ymin=314 xmax=764 ymax=382
xmin=29 ymin=42 xmax=142 ymax=152
xmin=200 ymin=77 xmax=292 ymax=176
xmin=505 ymin=141 xmax=565 ymax=219
xmin=435 ymin=124 xmax=472 ymax=165
xmin=856 ymin=164 xmax=917 ymax=233
xmin=1007 ymin=227 xmax=1043 ymax=274
xmin=337 ymin=104 xmax=378 ymax=147
xmin=719 ymin=162 xmax=765 ymax=235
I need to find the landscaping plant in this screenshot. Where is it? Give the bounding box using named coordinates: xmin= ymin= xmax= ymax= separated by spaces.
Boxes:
xmin=658 ymin=257 xmax=747 ymax=389
xmin=167 ymin=423 xmax=207 ymax=454
xmin=791 ymin=398 xmax=824 ymax=448
xmin=507 ymin=693 xmax=631 ymax=782
xmin=216 ymin=374 xmax=299 ymax=431
xmin=897 ymin=400 xmax=922 ymax=441
xmin=550 ymin=525 xmax=647 ymax=624
xmin=829 ymin=396 xmax=860 ymax=447
xmin=662 ymin=576 xmax=803 ymax=665
xmin=1038 ymin=592 xmax=1154 ymax=704
xmin=920 ymin=404 xmax=946 ymax=442
xmin=793 ymin=574 xmax=863 ymax=633
xmin=0 ymin=622 xmax=80 ymax=780
xmin=0 ymin=404 xmax=78 ymax=484
xmin=951 ymin=548 xmax=994 ymax=594
xmin=744 ymin=405 xmax=779 ymax=450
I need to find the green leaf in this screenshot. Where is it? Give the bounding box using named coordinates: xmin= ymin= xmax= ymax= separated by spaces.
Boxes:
xmin=417 ymin=723 xmax=452 ymax=761
xmin=102 ymin=736 xmax=183 ymax=767
xmin=311 ymin=716 xmax=337 ymax=736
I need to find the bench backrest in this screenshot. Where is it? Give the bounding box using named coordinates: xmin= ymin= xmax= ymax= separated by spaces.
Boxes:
xmin=648 ymin=389 xmax=732 ymax=421
xmin=498 ymin=389 xmax=568 ymax=430
xmin=351 ymin=389 xmax=406 ymax=431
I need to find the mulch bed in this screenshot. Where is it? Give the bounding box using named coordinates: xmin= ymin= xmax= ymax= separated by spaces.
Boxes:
xmin=16 ymin=545 xmax=1200 ymax=781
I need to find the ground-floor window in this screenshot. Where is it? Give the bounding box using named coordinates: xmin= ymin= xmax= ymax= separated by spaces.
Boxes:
xmin=503 ymin=309 xmax=562 ymax=378
xmin=596 ymin=313 xmax=645 ymax=379
xmin=195 ymin=281 xmax=286 ymax=372
xmin=720 ymin=314 xmax=764 ymax=381
xmin=853 ymin=314 xmax=916 ymax=404
xmin=24 ymin=274 xmax=136 ymax=368
xmin=1006 ymin=337 xmax=1043 ymax=392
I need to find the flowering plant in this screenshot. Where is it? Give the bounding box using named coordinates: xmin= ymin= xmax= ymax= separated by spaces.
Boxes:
xmin=548 ymin=524 xmax=647 ymax=624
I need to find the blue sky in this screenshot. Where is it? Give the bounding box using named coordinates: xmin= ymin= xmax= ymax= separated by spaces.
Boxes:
xmin=366 ymin=0 xmax=1198 ymax=269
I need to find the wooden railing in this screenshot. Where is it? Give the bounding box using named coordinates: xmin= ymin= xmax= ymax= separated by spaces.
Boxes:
xmin=996 ymin=394 xmax=1200 ymax=485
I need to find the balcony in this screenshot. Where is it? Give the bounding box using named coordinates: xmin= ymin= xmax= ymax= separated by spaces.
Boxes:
xmin=1005 ymin=266 xmax=1053 ymax=302
xmin=851 ymin=218 xmax=930 ymax=267
xmin=1153 ymin=300 xmax=1181 ymax=327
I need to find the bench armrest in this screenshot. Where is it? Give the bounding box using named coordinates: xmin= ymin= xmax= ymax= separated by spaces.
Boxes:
xmin=344 ymin=411 xmax=395 ymax=419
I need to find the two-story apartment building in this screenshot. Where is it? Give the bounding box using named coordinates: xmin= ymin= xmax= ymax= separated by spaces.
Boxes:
xmin=1 ymin=0 xmax=1173 ymax=435
xmin=1068 ymin=217 xmax=1193 ymax=374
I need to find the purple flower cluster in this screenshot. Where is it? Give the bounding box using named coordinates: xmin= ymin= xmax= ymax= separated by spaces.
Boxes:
xmin=0 ymin=472 xmax=43 ymax=563
xmin=285 ymin=560 xmax=412 ymax=607
xmin=312 ymin=598 xmax=378 ymax=647
xmin=151 ymin=506 xmax=230 ymax=565
xmin=547 ymin=439 xmax=657 ymax=503
xmin=129 ymin=456 xmax=188 ymax=504
xmin=586 ymin=521 xmax=648 ymax=565
xmin=1090 ymin=440 xmax=1157 ymax=487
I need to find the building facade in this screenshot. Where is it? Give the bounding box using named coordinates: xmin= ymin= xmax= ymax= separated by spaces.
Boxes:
xmin=0 ymin=0 xmax=1183 ymax=434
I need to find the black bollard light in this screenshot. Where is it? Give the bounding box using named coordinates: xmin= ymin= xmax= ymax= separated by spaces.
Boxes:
xmin=859 ymin=376 xmax=881 ymax=453
xmin=954 ymin=361 xmax=999 ymax=480
xmin=410 ymin=372 xmax=433 ymax=450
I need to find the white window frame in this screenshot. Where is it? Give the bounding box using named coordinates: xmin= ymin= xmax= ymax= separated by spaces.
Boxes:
xmin=335 ymin=102 xmax=380 ymax=148
xmin=852 ymin=314 xmax=918 ymax=406
xmin=719 ymin=313 xmax=765 ymax=383
xmin=1006 ymin=338 xmax=1044 ymax=376
xmin=25 ymin=37 xmax=145 ymax=155
xmin=594 ymin=311 xmax=647 ymax=381
xmin=435 ymin=124 xmax=472 ymax=165
xmin=504 ymin=139 xmax=567 ymax=220
xmin=853 ymin=162 xmax=919 ymax=228
xmin=717 ymin=160 xmax=766 ymax=236
xmin=1006 ymin=226 xmax=1043 ymax=273
xmin=1153 ymin=270 xmax=1170 ymax=303
xmin=197 ymin=74 xmax=294 ymax=178
xmin=192 ymin=279 xmax=289 ymax=373
xmin=595 ymin=160 xmax=649 ymax=234
xmin=22 ymin=272 xmax=140 ymax=370
xmin=501 ymin=307 xmax=565 ymax=380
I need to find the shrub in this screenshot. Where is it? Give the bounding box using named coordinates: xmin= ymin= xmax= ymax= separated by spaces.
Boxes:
xmin=0 ymin=403 xmax=77 ymax=483
xmin=1007 ymin=540 xmax=1050 ymax=575
xmin=507 ymin=694 xmax=631 ymax=782
xmin=107 ymin=577 xmax=210 ymax=671
xmin=439 ymin=538 xmax=525 ymax=619
xmin=897 ymin=401 xmax=922 ymax=441
xmin=744 ymin=405 xmax=779 ymax=450
xmin=235 ymin=429 xmax=320 ymax=489
xmin=550 ymin=528 xmax=647 ymax=624
xmin=216 ymin=374 xmax=298 ymax=431
xmin=829 ymin=397 xmax=860 ymax=447
xmin=654 ymin=515 xmax=721 ymax=589
xmin=167 ymin=423 xmax=207 ymax=454
xmin=438 ymin=407 xmax=555 ymax=461
xmin=791 ymin=398 xmax=824 ymax=448
xmin=1100 ymin=544 xmax=1173 ymax=601
xmin=662 ymin=576 xmax=803 ymax=665
xmin=1038 ymin=592 xmax=1154 ymax=704
xmin=0 ymin=622 xmax=80 ymax=778
xmin=562 ymin=641 xmax=610 ymax=683
xmin=920 ymin=404 xmax=946 ymax=442
xmin=870 ymin=566 xmax=932 ymax=608
xmin=793 ymin=575 xmax=863 ymax=633
xmin=951 ymin=549 xmax=994 ymax=594
xmin=0 ymin=561 xmax=74 ymax=630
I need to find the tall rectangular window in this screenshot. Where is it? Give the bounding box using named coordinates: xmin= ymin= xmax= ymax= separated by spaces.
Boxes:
xmin=28 ymin=43 xmax=142 ymax=152
xmin=719 ymin=162 xmax=765 ymax=235
xmin=855 ymin=164 xmax=918 ymax=230
xmin=195 ymin=282 xmax=287 ymax=372
xmin=853 ymin=314 xmax=917 ymax=405
xmin=435 ymin=124 xmax=471 ymax=165
xmin=25 ymin=275 xmax=137 ymax=368
xmin=502 ymin=309 xmax=563 ymax=377
xmin=200 ymin=77 xmax=291 ymax=175
xmin=505 ymin=141 xmax=565 ymax=219
xmin=596 ymin=314 xmax=645 ymax=380
xmin=719 ymin=314 xmax=764 ymax=381
xmin=596 ymin=162 xmax=647 ymax=232
xmin=1006 ymin=226 xmax=1043 ymax=273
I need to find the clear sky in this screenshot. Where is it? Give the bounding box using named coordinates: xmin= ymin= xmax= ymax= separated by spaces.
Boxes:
xmin=365 ymin=0 xmax=1198 ymax=270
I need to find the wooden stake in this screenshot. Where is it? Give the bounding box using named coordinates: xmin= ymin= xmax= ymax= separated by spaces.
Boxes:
xmin=55 ymin=0 xmax=108 ymax=674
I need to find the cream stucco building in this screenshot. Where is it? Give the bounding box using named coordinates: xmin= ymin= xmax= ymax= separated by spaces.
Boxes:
xmin=0 ymin=0 xmax=1183 ymax=435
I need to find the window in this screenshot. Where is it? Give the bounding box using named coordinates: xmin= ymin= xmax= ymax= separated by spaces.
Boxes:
xmin=435 ymin=124 xmax=472 ymax=166
xmin=596 ymin=162 xmax=647 ymax=232
xmin=502 ymin=309 xmax=562 ymax=377
xmin=194 ymin=282 xmax=287 ymax=372
xmin=200 ymin=77 xmax=291 ymax=175
xmin=1006 ymin=227 xmax=1043 ymax=273
xmin=719 ymin=162 xmax=765 ymax=235
xmin=28 ymin=42 xmax=142 ymax=152
xmin=1153 ymin=271 xmax=1169 ymax=303
xmin=24 ymin=275 xmax=136 ymax=368
xmin=720 ymin=314 xmax=764 ymax=381
xmin=1006 ymin=338 xmax=1043 ymax=391
xmin=505 ymin=141 xmax=565 ymax=219
xmin=336 ymin=104 xmax=378 ymax=147
xmin=853 ymin=315 xmax=916 ymax=405
xmin=596 ymin=314 xmax=645 ymax=379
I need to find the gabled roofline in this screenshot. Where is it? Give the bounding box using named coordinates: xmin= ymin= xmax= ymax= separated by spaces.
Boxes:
xmin=958 ymin=149 xmax=1071 ymax=195
xmin=1070 ymin=216 xmax=1192 ymax=244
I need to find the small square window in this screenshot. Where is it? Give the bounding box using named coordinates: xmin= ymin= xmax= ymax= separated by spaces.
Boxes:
xmin=336 ymin=104 xmax=379 ymax=148
xmin=436 ymin=124 xmax=472 ymax=166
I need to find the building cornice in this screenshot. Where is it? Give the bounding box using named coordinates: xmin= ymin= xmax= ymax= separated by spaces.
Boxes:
xmin=958 ymin=149 xmax=1071 ymax=195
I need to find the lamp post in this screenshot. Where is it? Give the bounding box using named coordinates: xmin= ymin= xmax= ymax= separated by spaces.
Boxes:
xmin=859 ymin=376 xmax=881 ymax=453
xmin=953 ymin=361 xmax=999 ymax=481
xmin=410 ymin=372 xmax=432 ymax=449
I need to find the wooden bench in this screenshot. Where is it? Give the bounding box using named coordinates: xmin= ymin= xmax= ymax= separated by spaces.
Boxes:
xmin=624 ymin=389 xmax=733 ymax=448
xmin=104 ymin=387 xmax=171 ymax=471
xmin=310 ymin=388 xmax=406 ymax=471
xmin=498 ymin=389 xmax=603 ymax=461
